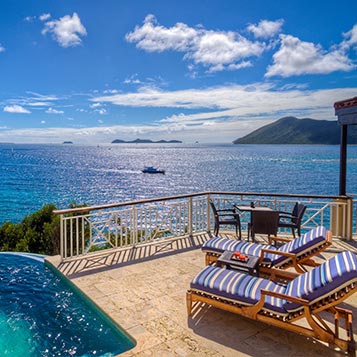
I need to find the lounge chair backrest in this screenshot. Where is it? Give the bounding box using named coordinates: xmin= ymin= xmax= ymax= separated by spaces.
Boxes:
xmin=284 ymin=251 xmax=357 ymax=312
xmin=268 ymin=226 xmax=327 ymax=267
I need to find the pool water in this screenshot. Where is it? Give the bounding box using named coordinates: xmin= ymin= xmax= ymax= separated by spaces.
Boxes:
xmin=0 ymin=253 xmax=135 ymax=356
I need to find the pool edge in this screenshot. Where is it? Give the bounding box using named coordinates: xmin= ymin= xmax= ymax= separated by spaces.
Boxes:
xmin=44 ymin=256 xmax=137 ymax=355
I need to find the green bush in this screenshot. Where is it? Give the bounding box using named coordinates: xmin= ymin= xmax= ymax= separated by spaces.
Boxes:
xmin=0 ymin=204 xmax=60 ymax=255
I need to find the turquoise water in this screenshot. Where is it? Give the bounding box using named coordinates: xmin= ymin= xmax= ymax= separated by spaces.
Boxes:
xmin=1 ymin=143 xmax=357 ymax=224
xmin=0 ymin=253 xmax=135 ymax=356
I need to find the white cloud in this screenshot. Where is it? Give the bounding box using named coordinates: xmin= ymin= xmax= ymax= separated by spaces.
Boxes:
xmin=248 ymin=20 xmax=284 ymax=39
xmin=95 ymin=108 xmax=107 ymax=115
xmin=126 ymin=15 xmax=266 ymax=72
xmin=2 ymin=85 xmax=356 ymax=144
xmin=103 ymin=89 xmax=119 ymax=94
xmin=266 ymin=34 xmax=355 ymax=77
xmin=0 ymin=44 xmax=5 ymax=52
xmin=342 ymin=24 xmax=357 ymax=48
xmin=3 ymin=105 xmax=31 ymax=114
xmin=93 ymin=85 xmax=357 ymax=129
xmin=125 ymin=14 xmax=198 ymax=52
xmin=90 ymin=102 xmax=102 ymax=108
xmin=124 ymin=74 xmax=143 ymax=85
xmin=188 ymin=31 xmax=264 ymax=70
xmin=46 ymin=107 xmax=64 ymax=114
xmin=39 ymin=13 xmax=51 ymax=21
xmin=42 ymin=12 xmax=87 ymax=47
xmin=27 ymin=101 xmax=52 ymax=107
xmin=24 ymin=16 xmax=36 ymax=22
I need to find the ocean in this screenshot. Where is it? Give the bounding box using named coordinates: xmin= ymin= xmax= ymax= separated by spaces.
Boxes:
xmin=1 ymin=143 xmax=357 ymax=224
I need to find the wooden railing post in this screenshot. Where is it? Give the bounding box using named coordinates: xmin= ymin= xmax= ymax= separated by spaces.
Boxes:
xmin=188 ymin=197 xmax=193 ymax=237
xmin=60 ymin=214 xmax=64 ymax=261
xmin=331 ymin=197 xmax=353 ymax=239
xmin=206 ymin=193 xmax=211 ymax=233
xmin=132 ymin=205 xmax=138 ymax=246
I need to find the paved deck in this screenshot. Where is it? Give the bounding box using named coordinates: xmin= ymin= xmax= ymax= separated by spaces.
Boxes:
xmin=47 ymin=233 xmax=357 ymax=356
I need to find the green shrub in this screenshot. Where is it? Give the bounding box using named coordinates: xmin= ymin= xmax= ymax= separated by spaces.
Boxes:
xmin=0 ymin=204 xmax=60 ymax=255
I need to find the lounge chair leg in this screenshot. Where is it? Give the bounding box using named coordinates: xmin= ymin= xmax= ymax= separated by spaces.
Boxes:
xmin=205 ymin=254 xmax=210 ymax=266
xmin=186 ymin=291 xmax=193 ymax=315
xmin=348 ymin=340 xmax=356 ymax=356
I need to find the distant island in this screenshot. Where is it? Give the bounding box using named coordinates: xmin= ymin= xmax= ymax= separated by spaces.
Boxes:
xmin=63 ymin=141 xmax=73 ymax=144
xmin=233 ymin=116 xmax=357 ymax=145
xmin=111 ymin=138 xmax=182 ymax=144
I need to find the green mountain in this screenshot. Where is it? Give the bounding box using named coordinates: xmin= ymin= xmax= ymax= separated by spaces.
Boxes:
xmin=233 ymin=116 xmax=357 ymax=144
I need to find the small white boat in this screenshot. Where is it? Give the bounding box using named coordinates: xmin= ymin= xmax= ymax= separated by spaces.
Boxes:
xmin=142 ymin=166 xmax=165 ymax=174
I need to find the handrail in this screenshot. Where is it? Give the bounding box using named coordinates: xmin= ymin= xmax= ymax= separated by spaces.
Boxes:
xmin=53 ymin=191 xmax=348 ymax=215
xmin=55 ymin=191 xmax=355 ymax=261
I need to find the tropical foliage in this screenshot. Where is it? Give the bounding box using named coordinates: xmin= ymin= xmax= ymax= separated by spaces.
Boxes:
xmin=0 ymin=204 xmax=60 ymax=255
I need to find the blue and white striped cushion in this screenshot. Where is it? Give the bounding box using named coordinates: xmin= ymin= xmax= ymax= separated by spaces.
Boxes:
xmin=202 ymin=237 xmax=276 ymax=257
xmin=266 ymin=226 xmax=328 ymax=267
xmin=190 ymin=265 xmax=287 ymax=314
xmin=202 ymin=227 xmax=327 ymax=268
xmin=284 ymin=251 xmax=357 ymax=312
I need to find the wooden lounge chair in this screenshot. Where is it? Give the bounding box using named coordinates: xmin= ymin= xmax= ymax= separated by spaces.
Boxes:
xmin=187 ymin=251 xmax=357 ymax=354
xmin=202 ymin=226 xmax=332 ymax=274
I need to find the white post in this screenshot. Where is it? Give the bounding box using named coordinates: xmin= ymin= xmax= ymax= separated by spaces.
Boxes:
xmin=206 ymin=194 xmax=211 ymax=233
xmin=188 ymin=197 xmax=193 ymax=237
xmin=60 ymin=214 xmax=64 ymax=261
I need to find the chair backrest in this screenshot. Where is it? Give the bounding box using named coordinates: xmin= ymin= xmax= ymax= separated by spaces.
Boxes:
xmin=209 ymin=199 xmax=218 ymax=219
xmin=283 ymin=250 xmax=357 ymax=313
xmin=270 ymin=226 xmax=328 ymax=266
xmin=291 ymin=202 xmax=306 ymax=225
xmin=251 ymin=210 xmax=279 ymax=236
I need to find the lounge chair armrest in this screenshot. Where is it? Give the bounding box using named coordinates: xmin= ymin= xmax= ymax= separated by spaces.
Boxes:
xmin=261 ymin=289 xmax=309 ymax=305
xmin=269 ymin=236 xmax=293 ymax=243
xmin=260 ymin=248 xmax=296 ymax=258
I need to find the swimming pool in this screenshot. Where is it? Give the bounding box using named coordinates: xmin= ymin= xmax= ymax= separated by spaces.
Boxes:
xmin=0 ymin=253 xmax=135 ymax=356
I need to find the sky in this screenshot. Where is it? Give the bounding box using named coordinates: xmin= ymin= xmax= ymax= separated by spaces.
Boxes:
xmin=0 ymin=0 xmax=356 ymax=144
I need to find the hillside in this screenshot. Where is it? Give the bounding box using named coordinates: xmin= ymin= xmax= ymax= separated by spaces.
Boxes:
xmin=233 ymin=116 xmax=357 ymax=144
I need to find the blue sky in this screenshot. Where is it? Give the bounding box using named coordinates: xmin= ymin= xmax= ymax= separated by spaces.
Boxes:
xmin=0 ymin=0 xmax=356 ymax=144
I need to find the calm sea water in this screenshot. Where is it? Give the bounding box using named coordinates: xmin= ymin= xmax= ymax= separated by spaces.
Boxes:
xmin=1 ymin=143 xmax=357 ymax=224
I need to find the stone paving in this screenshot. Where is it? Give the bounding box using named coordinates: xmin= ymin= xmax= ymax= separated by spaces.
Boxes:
xmin=47 ymin=232 xmax=357 ymax=356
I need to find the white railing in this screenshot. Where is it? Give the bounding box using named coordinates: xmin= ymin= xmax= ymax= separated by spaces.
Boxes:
xmin=348 ymin=194 xmax=357 ymax=235
xmin=54 ymin=191 xmax=353 ymax=261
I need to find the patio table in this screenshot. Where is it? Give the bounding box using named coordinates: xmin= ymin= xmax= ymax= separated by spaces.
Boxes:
xmin=234 ymin=205 xmax=278 ymax=242
xmin=216 ymin=250 xmax=260 ymax=276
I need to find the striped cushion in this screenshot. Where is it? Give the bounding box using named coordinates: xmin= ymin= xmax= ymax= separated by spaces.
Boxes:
xmin=202 ymin=237 xmax=276 ymax=257
xmin=269 ymin=226 xmax=328 ymax=267
xmin=190 ymin=265 xmax=287 ymax=314
xmin=284 ymin=251 xmax=357 ymax=312
xmin=203 ymin=226 xmax=328 ymax=267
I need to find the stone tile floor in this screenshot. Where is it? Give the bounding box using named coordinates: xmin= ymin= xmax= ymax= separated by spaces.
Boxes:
xmin=47 ymin=232 xmax=357 ymax=356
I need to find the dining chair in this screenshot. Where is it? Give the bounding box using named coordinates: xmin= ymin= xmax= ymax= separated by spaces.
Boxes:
xmin=278 ymin=202 xmax=306 ymax=238
xmin=209 ymin=199 xmax=241 ymax=239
